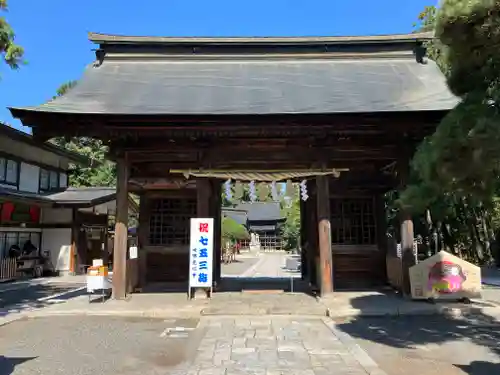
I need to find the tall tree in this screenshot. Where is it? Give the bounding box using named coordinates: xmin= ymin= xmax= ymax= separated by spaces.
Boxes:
xmin=413 ymin=5 xmax=447 ymax=74
xmin=394 ymin=2 xmax=500 ymax=264
xmin=410 ymin=0 xmax=500 ymax=199
xmin=0 ymin=1 xmax=23 ymax=69
xmin=50 ymin=81 xmax=117 ymax=187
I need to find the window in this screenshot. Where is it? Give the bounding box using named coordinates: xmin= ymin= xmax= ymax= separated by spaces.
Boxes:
xmin=59 ymin=173 xmax=68 ymax=188
xmin=0 ymin=158 xmax=5 ymax=181
xmin=0 ymin=231 xmax=41 ymax=258
xmin=6 ymin=160 xmax=18 ymax=184
xmin=49 ymin=171 xmax=58 ymax=189
xmin=39 ymin=169 xmax=49 ymax=191
xmin=39 ymin=168 xmax=60 ymax=192
xmin=149 ymin=198 xmax=196 ymax=246
xmin=0 ymin=157 xmax=19 ymax=186
xmin=330 ymin=198 xmax=376 ymax=245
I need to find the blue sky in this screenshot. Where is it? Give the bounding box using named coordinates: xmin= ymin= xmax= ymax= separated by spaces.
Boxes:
xmin=1 ymin=0 xmax=432 ymax=132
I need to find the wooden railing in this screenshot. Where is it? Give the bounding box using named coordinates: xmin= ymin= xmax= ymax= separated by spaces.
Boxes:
xmin=0 ymin=257 xmax=18 ymax=281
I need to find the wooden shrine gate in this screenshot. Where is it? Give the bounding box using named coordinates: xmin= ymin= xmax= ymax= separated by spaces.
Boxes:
xmin=9 ymin=31 xmax=457 ymax=299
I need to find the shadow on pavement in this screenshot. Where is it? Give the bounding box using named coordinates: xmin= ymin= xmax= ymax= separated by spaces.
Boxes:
xmin=455 ymin=361 xmax=500 ymax=374
xmin=0 ymin=282 xmax=85 ymax=315
xmin=0 ymin=355 xmax=37 ymax=374
xmin=336 ymin=294 xmax=500 ymax=375
xmin=218 ymin=276 xmax=313 ymax=294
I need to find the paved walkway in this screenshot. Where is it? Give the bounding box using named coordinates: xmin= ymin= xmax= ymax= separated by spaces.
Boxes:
xmin=189 ymin=316 xmax=383 ymax=375
xmin=240 ymin=252 xmax=300 ymax=278
xmin=343 ymin=315 xmax=500 ymax=375
xmin=222 ymin=251 xmax=300 ymax=279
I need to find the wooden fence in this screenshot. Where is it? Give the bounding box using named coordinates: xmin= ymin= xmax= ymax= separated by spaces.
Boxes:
xmin=0 ymin=257 xmax=18 ymax=281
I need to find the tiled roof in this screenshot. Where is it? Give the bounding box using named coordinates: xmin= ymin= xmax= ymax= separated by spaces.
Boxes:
xmin=9 ymin=32 xmax=458 ymax=117
xmin=236 ymin=202 xmax=282 ymax=221
xmin=0 ymin=187 xmax=138 ymax=212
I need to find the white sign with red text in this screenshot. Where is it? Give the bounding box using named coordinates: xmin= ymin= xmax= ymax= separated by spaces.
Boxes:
xmin=189 ymin=218 xmax=214 ymax=288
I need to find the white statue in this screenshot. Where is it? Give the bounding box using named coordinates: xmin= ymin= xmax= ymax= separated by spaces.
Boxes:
xmin=249 ymin=232 xmax=261 ymax=252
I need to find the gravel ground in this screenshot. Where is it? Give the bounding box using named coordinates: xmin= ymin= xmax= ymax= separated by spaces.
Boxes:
xmin=0 ymin=316 xmax=200 ymax=375
xmin=336 ymin=315 xmax=500 ymax=375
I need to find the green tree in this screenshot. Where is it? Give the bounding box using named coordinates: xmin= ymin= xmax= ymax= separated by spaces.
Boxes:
xmin=50 ymin=81 xmax=117 ymax=187
xmin=280 ymin=194 xmax=300 ymax=251
xmin=413 ymin=5 xmax=448 ymax=74
xmin=394 ymin=2 xmax=500 ymax=264
xmin=0 ymin=1 xmax=23 ymax=69
xmin=412 ymin=0 xmax=500 ymax=197
xmin=221 ymin=215 xmax=249 ymax=242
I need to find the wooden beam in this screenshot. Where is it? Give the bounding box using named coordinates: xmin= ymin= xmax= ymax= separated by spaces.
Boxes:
xmin=128 ymin=159 xmax=394 ymax=177
xmin=126 ymin=149 xmax=398 ymax=162
xmin=19 ymin=108 xmax=447 ymax=129
xmin=112 ymin=157 xmax=129 ymax=300
xmin=316 ymin=174 xmax=333 ymax=296
xmin=118 ymin=136 xmax=405 ymax=152
xmin=27 ymin=109 xmax=444 ymax=142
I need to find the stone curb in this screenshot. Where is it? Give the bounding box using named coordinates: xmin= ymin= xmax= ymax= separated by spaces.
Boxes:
xmin=325 ymin=305 xmax=500 ymax=319
xmin=4 ymin=304 xmax=500 ymax=328
xmin=25 ymin=309 xmax=202 ymax=319
xmin=322 ymin=318 xmax=389 ymax=375
xmin=201 ymin=308 xmax=328 ymax=316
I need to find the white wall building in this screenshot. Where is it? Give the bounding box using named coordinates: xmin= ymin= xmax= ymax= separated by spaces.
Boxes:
xmin=0 ymin=124 xmax=138 ymax=277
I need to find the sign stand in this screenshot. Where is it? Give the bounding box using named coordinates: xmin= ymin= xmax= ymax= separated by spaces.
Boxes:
xmin=188 ymin=218 xmax=215 ymax=300
xmin=285 ymin=257 xmax=300 ymax=293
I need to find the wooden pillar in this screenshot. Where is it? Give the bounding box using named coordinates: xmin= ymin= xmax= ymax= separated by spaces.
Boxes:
xmin=112 ymin=157 xmax=129 ymax=300
xmin=197 ymin=178 xmax=211 ymax=217
xmin=210 ymin=180 xmax=222 ymax=285
xmin=307 ymin=180 xmax=318 ymax=288
xmin=316 ymin=175 xmax=333 ymax=296
xmin=137 ymin=194 xmax=149 ymax=288
xmin=398 ymin=160 xmax=416 ymax=297
xmin=375 ymin=193 xmax=388 ymax=284
xmin=103 ymin=216 xmax=109 ymax=267
xmin=69 ymin=208 xmax=78 ymax=274
xmin=299 ymin=197 xmax=307 ymax=280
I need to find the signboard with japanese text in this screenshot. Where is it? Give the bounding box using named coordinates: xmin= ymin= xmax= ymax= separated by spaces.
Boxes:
xmin=409 ymin=250 xmax=482 ymax=300
xmin=189 ymin=218 xmax=214 ymax=289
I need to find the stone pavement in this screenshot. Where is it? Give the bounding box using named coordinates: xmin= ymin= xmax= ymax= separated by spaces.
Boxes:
xmin=320 ymin=290 xmax=500 ymax=319
xmin=188 ymin=316 xmax=385 ymax=375
xmin=240 ymin=252 xmax=300 ymax=278
xmin=5 ymin=253 xmax=500 ymax=327
xmin=341 ymin=315 xmax=500 ymax=375
xmin=4 ymin=287 xmax=500 ymax=328
xmin=221 ymin=254 xmax=261 ymax=277
xmin=0 ymin=315 xmax=201 ymax=375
